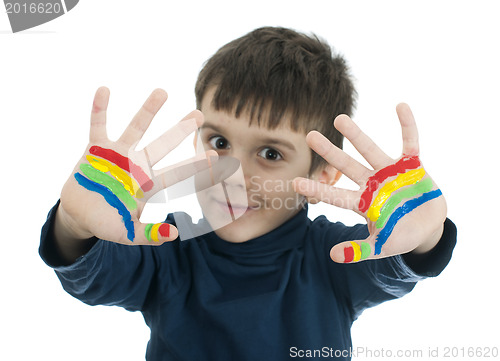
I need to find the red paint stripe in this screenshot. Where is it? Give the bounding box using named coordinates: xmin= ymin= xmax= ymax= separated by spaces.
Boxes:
xmin=89 ymin=146 xmax=154 ymax=192
xmin=158 ymin=223 xmax=170 ymax=238
xmin=344 ymin=246 xmax=354 ymax=263
xmin=358 ymin=155 xmax=420 ymax=212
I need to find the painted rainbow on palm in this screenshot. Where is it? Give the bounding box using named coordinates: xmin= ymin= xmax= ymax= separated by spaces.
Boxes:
xmin=74 ymin=146 xmax=166 ymax=242
xmin=344 ymin=155 xmax=442 ymax=262
xmin=363 ymin=155 xmax=441 ymax=255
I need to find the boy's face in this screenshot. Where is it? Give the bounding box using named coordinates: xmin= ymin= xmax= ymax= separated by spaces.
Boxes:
xmin=195 ymin=88 xmax=333 ymax=243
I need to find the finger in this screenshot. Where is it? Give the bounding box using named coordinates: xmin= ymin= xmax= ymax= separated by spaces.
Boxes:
xmin=118 ymin=89 xmax=168 ymax=147
xmin=306 ymin=131 xmax=369 ymax=186
xmin=334 ymin=114 xmax=393 ymax=169
xmin=396 ymin=103 xmax=420 ymax=156
xmin=153 ymin=150 xmax=218 ymax=189
xmin=130 ymin=222 xmax=178 ymax=245
xmin=89 ymin=87 xmax=110 ymax=143
xmin=292 ymin=177 xmax=359 ymax=211
xmin=155 ymin=153 xmax=241 ymax=197
xmin=330 ymin=240 xmax=374 ymax=263
xmin=143 ymin=110 xmax=204 ymax=166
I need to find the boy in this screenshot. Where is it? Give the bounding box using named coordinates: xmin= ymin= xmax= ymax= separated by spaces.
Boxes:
xmin=40 ymin=27 xmax=456 ymax=360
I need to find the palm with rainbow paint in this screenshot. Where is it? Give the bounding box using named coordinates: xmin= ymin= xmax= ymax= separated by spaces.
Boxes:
xmin=59 ymin=87 xmax=219 ymax=246
xmin=293 ymin=104 xmax=447 ymax=263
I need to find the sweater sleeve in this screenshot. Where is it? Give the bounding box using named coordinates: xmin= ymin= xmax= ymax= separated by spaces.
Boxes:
xmin=316 ymin=217 xmax=457 ymax=321
xmin=39 ymin=201 xmax=162 ymax=312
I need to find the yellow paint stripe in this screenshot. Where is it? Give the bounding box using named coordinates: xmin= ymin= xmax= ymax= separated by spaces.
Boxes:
xmin=151 ymin=223 xmax=161 ymax=242
xmin=350 ymin=241 xmax=362 ymax=262
xmin=367 ymin=168 xmax=425 ymax=222
xmin=86 ymin=155 xmax=144 ymax=199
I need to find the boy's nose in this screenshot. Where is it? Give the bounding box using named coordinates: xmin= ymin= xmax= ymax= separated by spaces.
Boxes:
xmin=216 ymin=155 xmax=251 ymax=209
xmin=220 ymin=152 xmax=256 ymax=192
xmin=221 ymin=155 xmax=248 ymax=189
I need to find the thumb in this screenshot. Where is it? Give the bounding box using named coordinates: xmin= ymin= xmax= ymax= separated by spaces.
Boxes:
xmin=131 ymin=222 xmax=179 ymax=245
xmin=330 ymin=240 xmax=373 ymax=263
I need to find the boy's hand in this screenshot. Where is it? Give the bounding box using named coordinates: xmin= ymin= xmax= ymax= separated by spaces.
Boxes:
xmin=58 ymin=87 xmax=216 ymax=246
xmin=293 ymin=104 xmax=447 ymax=263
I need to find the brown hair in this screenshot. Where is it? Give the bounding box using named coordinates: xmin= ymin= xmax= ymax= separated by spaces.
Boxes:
xmin=195 ymin=26 xmax=357 ymax=173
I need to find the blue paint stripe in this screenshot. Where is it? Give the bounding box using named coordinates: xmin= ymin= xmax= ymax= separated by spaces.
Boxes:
xmin=74 ymin=173 xmax=135 ymax=242
xmin=374 ymin=189 xmax=442 ymax=255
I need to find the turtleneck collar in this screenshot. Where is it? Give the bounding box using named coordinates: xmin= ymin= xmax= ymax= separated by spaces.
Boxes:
xmin=201 ymin=205 xmax=310 ymax=258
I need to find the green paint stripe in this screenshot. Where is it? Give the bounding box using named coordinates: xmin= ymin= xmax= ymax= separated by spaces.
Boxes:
xmin=144 ymin=223 xmax=153 ymax=242
xmin=360 ymin=242 xmax=371 ymax=260
xmin=79 ymin=163 xmax=137 ymax=210
xmin=376 ymin=178 xmax=433 ymax=229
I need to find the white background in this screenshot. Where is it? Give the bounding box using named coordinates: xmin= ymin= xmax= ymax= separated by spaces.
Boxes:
xmin=1 ymin=1 xmax=499 ymax=360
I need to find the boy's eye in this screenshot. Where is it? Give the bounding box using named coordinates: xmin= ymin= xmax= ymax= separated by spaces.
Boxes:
xmin=258 ymin=147 xmax=283 ymax=161
xmin=209 ymin=136 xmax=230 ymax=150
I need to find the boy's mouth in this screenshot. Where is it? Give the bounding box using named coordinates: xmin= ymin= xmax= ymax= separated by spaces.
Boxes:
xmin=213 ymin=199 xmax=257 ymax=216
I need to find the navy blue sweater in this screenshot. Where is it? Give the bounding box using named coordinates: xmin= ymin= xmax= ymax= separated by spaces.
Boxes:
xmin=39 ymin=202 xmax=456 ymax=360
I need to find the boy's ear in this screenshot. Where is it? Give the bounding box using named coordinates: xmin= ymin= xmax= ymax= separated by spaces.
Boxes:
xmin=307 ymin=164 xmax=342 ymax=205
